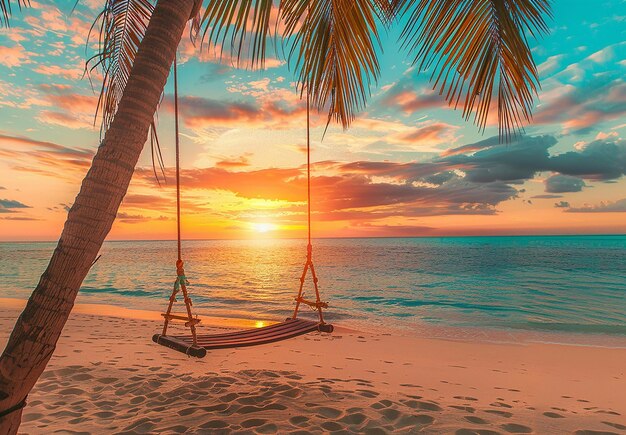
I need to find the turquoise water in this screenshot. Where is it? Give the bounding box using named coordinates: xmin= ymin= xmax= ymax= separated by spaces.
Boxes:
xmin=1 ymin=236 xmax=625 ymax=341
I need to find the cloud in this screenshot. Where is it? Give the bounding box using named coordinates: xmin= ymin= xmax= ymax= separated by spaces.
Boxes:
xmin=33 ymin=85 xmax=98 ymax=129
xmin=36 ymin=110 xmax=93 ymax=130
xmin=440 ymin=136 xmax=558 ymax=183
xmin=534 ymin=75 xmax=626 ymax=132
xmin=125 ymin=133 xmax=626 ymax=228
xmin=0 ymin=44 xmax=32 ymax=67
xmin=116 ymin=212 xmax=170 ymax=224
xmin=554 ymin=201 xmax=570 ymax=208
xmin=163 ymin=94 xmax=306 ymax=131
xmin=216 ymin=155 xmax=252 ymax=169
xmin=566 ymin=198 xmax=626 ymax=213
xmin=548 ymin=139 xmax=626 ymax=180
xmin=0 ymin=198 xmax=31 ymax=213
xmin=0 ymin=216 xmax=41 ymax=221
xmin=0 ymin=133 xmax=94 ymax=178
xmin=381 ymin=87 xmax=444 ymax=115
xmin=394 ymin=123 xmax=457 ymax=146
xmin=137 ymin=158 xmax=516 ymax=222
xmin=544 ymin=174 xmax=586 ymax=193
xmin=531 ymin=194 xmax=562 ymax=199
xmin=33 ymin=65 xmax=85 ymax=80
xmin=440 ymin=135 xmax=626 ymax=183
xmin=537 ymin=54 xmax=565 ymax=77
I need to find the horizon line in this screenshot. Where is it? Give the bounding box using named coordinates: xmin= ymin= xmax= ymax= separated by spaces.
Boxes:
xmin=1 ymin=232 xmax=624 ymax=244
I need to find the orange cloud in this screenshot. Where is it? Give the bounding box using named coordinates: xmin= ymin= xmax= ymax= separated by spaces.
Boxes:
xmin=0 ymin=44 xmax=32 ymax=67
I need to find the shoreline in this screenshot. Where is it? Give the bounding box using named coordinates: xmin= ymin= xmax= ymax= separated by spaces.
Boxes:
xmin=3 ymin=297 xmax=626 ymax=351
xmin=1 ymin=304 xmax=625 ymax=433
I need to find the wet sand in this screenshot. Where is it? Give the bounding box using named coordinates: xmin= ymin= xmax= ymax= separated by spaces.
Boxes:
xmin=1 ymin=302 xmax=625 ymax=434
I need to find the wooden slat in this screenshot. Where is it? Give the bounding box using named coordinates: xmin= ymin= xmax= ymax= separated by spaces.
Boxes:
xmin=162 ymin=313 xmax=196 ymax=321
xmin=295 ymin=297 xmax=328 ymax=309
xmin=174 ymin=318 xmax=313 ymax=341
xmin=194 ymin=319 xmax=310 ymax=341
xmin=174 ymin=319 xmax=320 ymax=350
xmin=196 ymin=325 xmax=318 ymax=350
xmin=194 ymin=320 xmax=316 ymax=346
xmin=175 ymin=318 xmax=294 ymax=340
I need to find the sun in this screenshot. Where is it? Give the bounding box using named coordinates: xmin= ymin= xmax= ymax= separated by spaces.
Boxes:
xmin=252 ymin=223 xmax=276 ymax=233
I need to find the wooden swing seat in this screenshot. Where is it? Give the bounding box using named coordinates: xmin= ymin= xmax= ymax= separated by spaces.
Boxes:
xmin=153 ymin=64 xmax=332 ymax=359
xmin=153 ymin=318 xmax=332 ymax=358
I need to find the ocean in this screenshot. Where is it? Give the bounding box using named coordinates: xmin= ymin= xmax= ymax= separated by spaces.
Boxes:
xmin=2 ymin=235 xmax=625 ymax=345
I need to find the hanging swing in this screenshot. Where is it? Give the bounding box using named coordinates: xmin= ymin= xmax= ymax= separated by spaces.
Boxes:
xmin=152 ymin=57 xmax=333 ymax=359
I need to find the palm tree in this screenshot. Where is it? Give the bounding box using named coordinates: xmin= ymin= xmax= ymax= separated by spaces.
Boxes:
xmin=0 ymin=0 xmax=551 ymax=432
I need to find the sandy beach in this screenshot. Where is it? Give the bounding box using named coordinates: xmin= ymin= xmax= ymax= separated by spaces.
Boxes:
xmin=1 ymin=299 xmax=624 ymax=434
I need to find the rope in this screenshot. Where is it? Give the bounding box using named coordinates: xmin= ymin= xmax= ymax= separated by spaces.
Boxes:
xmin=0 ymin=396 xmax=27 ymax=419
xmin=305 ymin=0 xmax=312 ymax=249
xmin=306 ymin=84 xmax=311 ymax=247
xmin=174 ymin=275 xmax=187 ymax=291
xmin=174 ymin=53 xmax=182 ymax=262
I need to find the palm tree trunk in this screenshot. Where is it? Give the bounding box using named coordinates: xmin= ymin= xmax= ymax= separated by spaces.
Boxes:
xmin=0 ymin=0 xmax=195 ymax=432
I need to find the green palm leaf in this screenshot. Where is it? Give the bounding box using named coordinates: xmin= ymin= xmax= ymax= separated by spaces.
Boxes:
xmin=399 ymin=0 xmax=552 ymax=138
xmin=281 ymin=0 xmax=383 ymax=128
xmin=87 ymin=0 xmax=169 ymax=183
xmin=0 ymin=0 xmax=28 ymax=27
xmin=87 ymin=0 xmax=154 ymax=133
xmin=200 ymin=0 xmax=274 ymax=68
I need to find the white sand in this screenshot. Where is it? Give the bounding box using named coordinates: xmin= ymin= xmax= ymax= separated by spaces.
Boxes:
xmin=1 ymin=300 xmax=625 ymax=434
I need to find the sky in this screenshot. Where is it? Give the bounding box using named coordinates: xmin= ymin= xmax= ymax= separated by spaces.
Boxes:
xmin=0 ymin=0 xmax=625 ymax=241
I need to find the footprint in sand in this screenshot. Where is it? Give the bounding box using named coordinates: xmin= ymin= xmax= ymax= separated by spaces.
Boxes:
xmin=402 ymin=399 xmax=442 ymax=411
xmin=315 ymin=406 xmax=343 ymax=419
xmin=237 ymin=403 xmax=287 ymax=414
xmin=198 ymin=420 xmax=229 ymax=430
xmin=22 ymin=413 xmax=44 ymax=423
xmin=289 ymin=415 xmax=309 ymax=426
xmin=464 ymin=416 xmax=489 ymax=424
xmin=574 ymin=431 xmax=620 ymax=435
xmin=395 ymin=414 xmax=435 ymax=429
xmin=543 ymin=411 xmax=564 ymax=418
xmin=321 ymin=421 xmax=344 ymax=431
xmin=485 ymin=410 xmax=513 ymax=418
xmin=602 ymin=422 xmax=626 ymax=430
xmin=241 ymin=418 xmax=267 ymax=428
xmin=58 ymin=388 xmax=85 ymax=396
xmin=500 ymin=423 xmax=532 ymax=433
xmin=595 ymin=410 xmax=621 ymax=416
xmin=357 ymin=389 xmax=379 ymax=398
xmin=490 ymin=401 xmax=513 ymax=409
xmin=161 ymin=426 xmax=188 ymax=434
xmin=339 ymin=412 xmax=367 ymax=425
xmin=450 ymin=405 xmax=475 ymax=413
xmin=456 ymin=429 xmax=502 ymax=435
xmin=380 ymin=408 xmax=401 ymax=421
xmin=256 ymin=423 xmax=278 ymax=433
xmin=455 ymin=396 xmax=479 ymax=401
xmin=371 ymin=399 xmax=393 ymax=410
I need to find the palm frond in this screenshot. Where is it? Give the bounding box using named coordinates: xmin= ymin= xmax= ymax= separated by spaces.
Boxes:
xmin=1 ymin=0 xmax=29 ymax=27
xmin=87 ymin=0 xmax=168 ymax=182
xmin=87 ymin=0 xmax=154 ymax=133
xmin=372 ymin=0 xmax=399 ymax=25
xmin=399 ymin=0 xmax=551 ymax=139
xmin=199 ymin=0 xmax=274 ymax=68
xmin=189 ymin=0 xmax=202 ymax=44
xmin=281 ymin=0 xmax=382 ymax=129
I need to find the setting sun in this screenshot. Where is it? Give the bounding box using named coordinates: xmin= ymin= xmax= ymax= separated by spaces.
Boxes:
xmin=252 ymin=223 xmax=276 ymax=233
